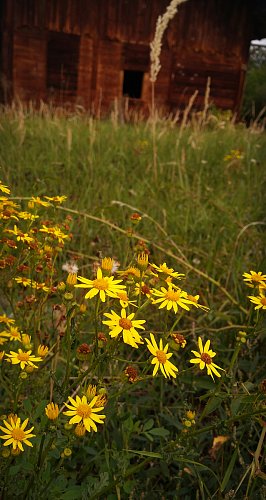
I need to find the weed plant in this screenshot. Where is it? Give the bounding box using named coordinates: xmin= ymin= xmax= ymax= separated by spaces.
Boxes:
xmin=0 ymin=107 xmax=265 ymax=499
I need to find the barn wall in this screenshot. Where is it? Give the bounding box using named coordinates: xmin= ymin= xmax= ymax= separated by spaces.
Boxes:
xmin=1 ymin=0 xmax=261 ymax=114
xmin=13 ymin=30 xmax=46 ymax=101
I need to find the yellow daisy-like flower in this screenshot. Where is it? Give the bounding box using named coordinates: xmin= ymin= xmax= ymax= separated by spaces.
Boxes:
xmin=102 ymin=309 xmax=145 ymax=348
xmin=29 ymin=196 xmax=51 ymax=207
xmin=187 ymin=294 xmax=210 ymax=312
xmin=248 ymin=293 xmax=266 ymax=310
xmin=75 ymin=268 xmax=125 ymax=302
xmin=14 ymin=276 xmax=32 ymax=287
xmin=243 ymin=271 xmax=266 ymax=288
xmin=0 ymin=181 xmax=11 ymax=195
xmin=17 ymin=211 xmax=39 ymax=220
xmin=117 ymin=266 xmax=141 ymax=280
xmin=145 ymin=333 xmax=178 ymax=378
xmin=21 ymin=334 xmax=32 ymax=349
xmin=0 ymin=315 xmax=15 ymax=325
xmin=5 ymin=349 xmax=42 ymax=370
xmin=190 ymin=337 xmax=224 ymax=381
xmin=0 ymin=417 xmax=35 ymax=451
xmin=0 ymin=334 xmax=9 ymax=346
xmin=45 ymin=402 xmax=59 ymax=420
xmin=115 ymin=291 xmax=137 ymax=308
xmin=44 ymin=195 xmax=67 ymax=203
xmin=152 ymin=284 xmax=194 ymax=313
xmin=151 ymin=262 xmax=185 ymax=280
xmin=63 ymin=395 xmax=106 ymax=432
xmin=37 ymin=345 xmax=49 ymax=357
xmin=5 ymin=326 xmax=22 ymax=342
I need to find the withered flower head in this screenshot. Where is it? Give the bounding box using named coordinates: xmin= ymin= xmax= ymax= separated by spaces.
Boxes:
xmin=125 ymin=365 xmax=139 ymax=383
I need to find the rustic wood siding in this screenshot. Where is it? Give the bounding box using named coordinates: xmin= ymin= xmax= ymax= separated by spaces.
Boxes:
xmin=13 ymin=31 xmax=46 ymax=101
xmin=1 ymin=0 xmax=263 ymax=113
xmin=47 ymin=31 xmax=80 ymax=103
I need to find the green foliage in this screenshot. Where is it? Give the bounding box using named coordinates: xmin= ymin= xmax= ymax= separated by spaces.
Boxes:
xmin=241 ymin=45 xmax=266 ymax=121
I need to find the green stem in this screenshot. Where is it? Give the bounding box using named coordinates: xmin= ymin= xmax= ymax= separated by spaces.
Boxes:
xmin=94 ymin=296 xmax=100 ymax=358
xmin=63 ymin=315 xmax=73 ymax=392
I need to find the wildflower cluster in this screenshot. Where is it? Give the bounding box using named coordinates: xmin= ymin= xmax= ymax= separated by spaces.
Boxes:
xmin=0 ymin=182 xmax=225 ymax=476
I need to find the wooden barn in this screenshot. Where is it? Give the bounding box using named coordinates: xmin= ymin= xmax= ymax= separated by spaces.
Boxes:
xmin=0 ymin=0 xmax=265 ymax=114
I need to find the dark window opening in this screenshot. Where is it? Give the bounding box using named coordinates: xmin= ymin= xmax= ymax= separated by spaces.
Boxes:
xmin=47 ymin=32 xmax=79 ymax=98
xmin=123 ymin=70 xmax=143 ymax=99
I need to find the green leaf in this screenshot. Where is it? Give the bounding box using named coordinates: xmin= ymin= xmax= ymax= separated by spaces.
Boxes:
xmin=126 ymin=449 xmax=162 ymax=459
xmin=123 ymin=480 xmax=137 ymax=494
xmin=220 ymin=448 xmax=238 ymax=492
xmin=23 ymin=398 xmax=32 ymax=413
xmin=61 ymin=486 xmax=84 ymax=499
xmin=143 ymin=431 xmax=154 ymax=442
xmin=143 ymin=418 xmax=154 ymax=431
xmin=9 ymin=465 xmax=22 ymax=476
xmin=149 ymin=427 xmax=170 ymax=438
xmin=201 ymin=396 xmax=223 ymax=418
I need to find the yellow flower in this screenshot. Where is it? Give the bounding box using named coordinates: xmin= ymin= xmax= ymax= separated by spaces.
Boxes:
xmin=186 ymin=294 xmax=209 ymax=312
xmin=0 ymin=181 xmax=10 ymax=195
xmin=145 ymin=333 xmax=178 ymax=378
xmin=17 ymin=211 xmax=39 ymax=220
xmin=21 ymin=334 xmax=32 ymax=349
xmin=0 ymin=315 xmax=15 ymax=325
xmin=137 ymin=252 xmax=149 ymax=271
xmin=37 ymin=345 xmax=49 ymax=357
xmin=6 ymin=326 xmax=22 ymax=342
xmin=66 ymin=273 xmax=77 ymax=286
xmin=29 ymin=196 xmax=51 ymax=207
xmin=5 ymin=349 xmax=42 ymax=370
xmin=39 ymin=225 xmax=69 ymax=244
xmin=31 ymin=281 xmax=50 ymax=292
xmin=63 ymin=395 xmax=106 ymax=432
xmin=190 ymin=337 xmax=224 ymax=381
xmin=248 ymin=293 xmax=266 ymax=310
xmin=102 ymin=309 xmax=145 ymax=348
xmin=186 ymin=410 xmax=196 ymax=422
xmin=117 ymin=266 xmax=141 ymax=280
xmin=152 ymin=284 xmax=194 ymax=313
xmin=101 ymin=257 xmax=114 ymax=274
xmin=223 ymin=149 xmax=243 ymax=162
xmin=44 ymin=195 xmax=67 ymax=203
xmin=75 ymin=268 xmax=125 ymax=302
xmin=45 ymin=403 xmax=59 ymax=420
xmin=74 ymin=423 xmax=86 ymax=437
xmin=115 ymin=291 xmax=137 ymax=308
xmin=0 ymin=351 xmax=5 ymax=361
xmin=0 ymin=417 xmax=35 ymax=451
xmin=14 ymin=277 xmax=32 ymax=287
xmin=86 ymin=385 xmax=97 ymax=401
xmin=151 ymin=262 xmax=185 ymax=280
xmin=243 ymin=271 xmax=266 ymax=288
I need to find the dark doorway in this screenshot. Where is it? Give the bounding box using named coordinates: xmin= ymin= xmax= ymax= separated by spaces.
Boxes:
xmin=123 ymin=70 xmax=144 ymax=99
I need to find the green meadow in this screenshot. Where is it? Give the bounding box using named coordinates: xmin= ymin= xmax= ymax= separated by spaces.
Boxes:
xmin=0 ymin=106 xmax=266 ymax=499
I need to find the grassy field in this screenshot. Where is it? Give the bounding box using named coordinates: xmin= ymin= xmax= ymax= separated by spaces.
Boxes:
xmin=0 ymin=107 xmax=266 ymax=499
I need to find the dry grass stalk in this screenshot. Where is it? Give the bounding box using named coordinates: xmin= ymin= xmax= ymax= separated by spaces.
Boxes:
xmin=150 ymin=0 xmax=188 ymax=84
xmin=150 ymin=0 xmax=188 ymax=181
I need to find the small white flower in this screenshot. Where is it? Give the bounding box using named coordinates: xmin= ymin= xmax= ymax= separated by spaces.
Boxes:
xmin=62 ymin=261 xmax=79 ymax=274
